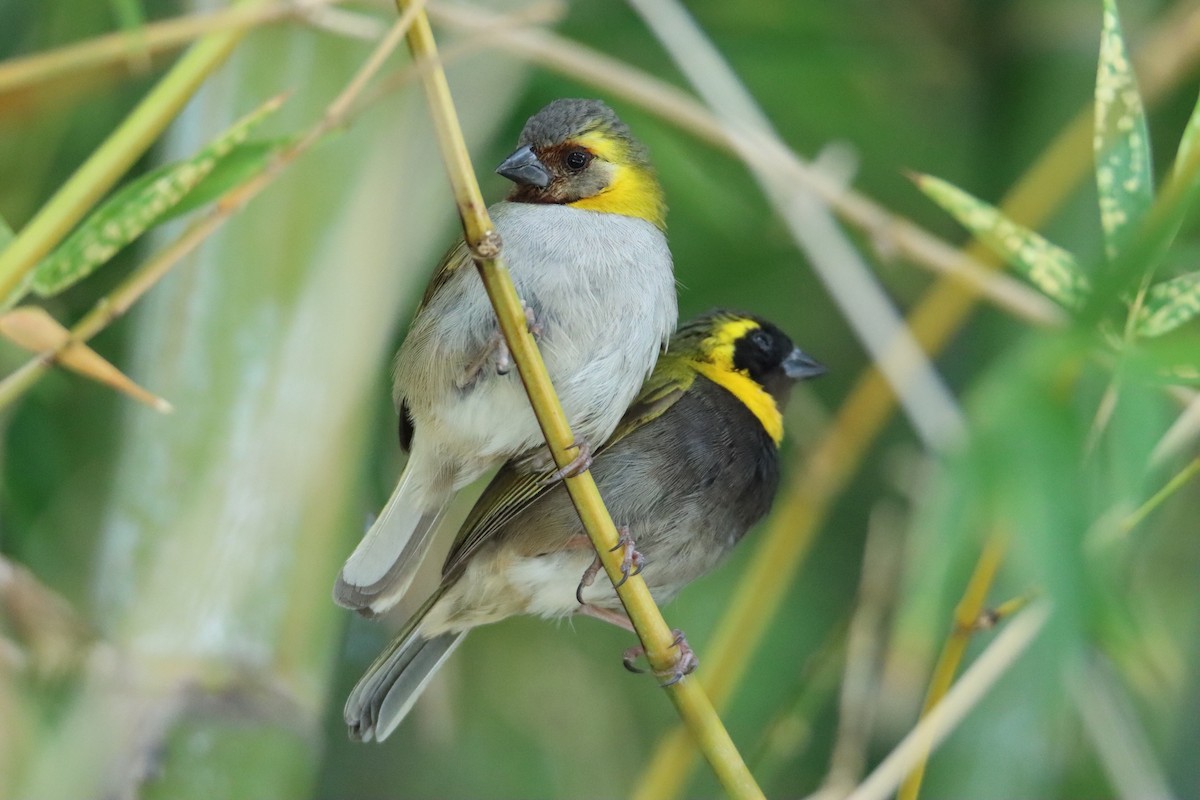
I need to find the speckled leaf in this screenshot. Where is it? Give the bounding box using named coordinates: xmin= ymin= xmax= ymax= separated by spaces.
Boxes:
xmin=162 ymin=138 xmax=291 ymax=223
xmin=1094 ymin=0 xmax=1154 ymax=261
xmin=30 ymin=94 xmax=285 ymax=298
xmin=1161 ymin=363 xmax=1200 ymax=383
xmin=916 ymin=173 xmax=1091 ymax=309
xmin=1135 ymin=271 xmax=1200 ymax=337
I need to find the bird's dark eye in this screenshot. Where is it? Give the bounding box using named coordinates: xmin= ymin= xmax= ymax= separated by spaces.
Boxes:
xmin=750 ymin=329 xmax=772 ymax=352
xmin=565 ymin=150 xmax=590 ymax=171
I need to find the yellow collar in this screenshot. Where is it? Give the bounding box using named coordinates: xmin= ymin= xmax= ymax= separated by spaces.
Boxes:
xmin=680 ymin=317 xmax=784 ymax=443
xmin=687 ymin=360 xmax=783 ymax=444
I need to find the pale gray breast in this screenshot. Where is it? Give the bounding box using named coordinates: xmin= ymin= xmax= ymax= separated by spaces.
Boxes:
xmin=394 ymin=201 xmax=675 ymax=459
xmin=494 ymin=203 xmax=676 ymax=429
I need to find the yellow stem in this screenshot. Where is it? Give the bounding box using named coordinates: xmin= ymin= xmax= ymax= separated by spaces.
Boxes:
xmin=897 ymin=534 xmax=1007 ymax=800
xmin=395 ymin=2 xmax=762 ymax=797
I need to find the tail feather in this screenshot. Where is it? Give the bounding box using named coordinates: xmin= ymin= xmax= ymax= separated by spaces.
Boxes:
xmin=334 ymin=458 xmax=451 ymax=616
xmin=345 ymin=586 xmax=465 ymax=742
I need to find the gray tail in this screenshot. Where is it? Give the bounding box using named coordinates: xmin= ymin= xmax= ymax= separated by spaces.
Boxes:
xmin=344 ymin=586 xmax=465 ymax=742
xmin=334 ymin=458 xmax=450 ymax=617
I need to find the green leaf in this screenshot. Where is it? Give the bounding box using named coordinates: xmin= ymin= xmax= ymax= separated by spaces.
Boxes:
xmin=0 ymin=214 xmax=29 ymax=313
xmin=108 ymin=0 xmax=146 ymax=30
xmin=1173 ymin=88 xmax=1200 ymax=182
xmin=1135 ymin=271 xmax=1200 ymax=337
xmin=1160 ymin=363 xmax=1200 ymax=384
xmin=30 ymin=94 xmax=286 ymax=299
xmin=161 ymin=138 xmax=291 ymax=224
xmin=915 ymin=173 xmax=1091 ymax=309
xmin=0 ymin=214 xmax=13 ymax=251
xmin=1094 ymin=0 xmax=1154 ymax=261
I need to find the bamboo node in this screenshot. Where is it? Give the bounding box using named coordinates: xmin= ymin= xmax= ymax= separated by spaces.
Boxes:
xmin=472 ymin=229 xmax=502 ymax=260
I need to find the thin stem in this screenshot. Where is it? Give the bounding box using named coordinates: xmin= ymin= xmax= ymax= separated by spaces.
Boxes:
xmin=819 ymin=514 xmax=905 ymax=795
xmin=842 ymin=603 xmax=1052 ymax=800
xmin=394 ymin=2 xmax=763 ymax=797
xmin=897 ymin=534 xmax=1007 ymax=800
xmin=1121 ymin=456 xmax=1200 ymax=534
xmin=0 ymin=0 xmax=346 ymax=98
xmin=0 ymin=0 xmax=271 ymax=306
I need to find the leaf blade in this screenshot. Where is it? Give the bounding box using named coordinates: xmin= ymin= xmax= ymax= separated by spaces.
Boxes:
xmin=1135 ymin=271 xmax=1200 ymax=337
xmin=0 ymin=307 xmax=171 ymax=412
xmin=915 ymin=173 xmax=1091 ymax=309
xmin=1094 ymin=0 xmax=1154 ymax=261
xmin=30 ymin=94 xmax=286 ymax=299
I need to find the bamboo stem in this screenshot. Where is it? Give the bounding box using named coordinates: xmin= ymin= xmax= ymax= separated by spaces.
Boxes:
xmin=394 ymin=2 xmax=762 ymax=797
xmin=897 ymin=534 xmax=1008 ymax=800
xmin=843 ymin=603 xmax=1052 ymax=800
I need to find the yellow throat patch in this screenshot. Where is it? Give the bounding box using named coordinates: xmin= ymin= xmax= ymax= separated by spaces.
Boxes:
xmin=685 ymin=318 xmax=784 ymax=444
xmin=566 ymin=130 xmax=667 ymax=230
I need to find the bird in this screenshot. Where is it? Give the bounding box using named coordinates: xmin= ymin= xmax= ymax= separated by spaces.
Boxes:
xmin=344 ymin=309 xmax=826 ymax=742
xmin=334 ymin=99 xmax=678 ymax=616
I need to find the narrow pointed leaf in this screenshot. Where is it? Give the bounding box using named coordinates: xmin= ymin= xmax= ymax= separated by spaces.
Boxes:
xmin=0 ymin=307 xmax=171 ymax=412
xmin=1173 ymin=88 xmax=1200 ymax=181
xmin=915 ymin=173 xmax=1091 ymax=309
xmin=109 ymin=0 xmax=147 ymax=30
xmin=0 ymin=214 xmax=28 ymax=313
xmin=1094 ymin=0 xmax=1154 ymax=261
xmin=1135 ymin=271 xmax=1200 ymax=337
xmin=162 ymin=138 xmax=292 ymax=223
xmin=29 ymin=93 xmax=286 ymax=299
xmin=1165 ymin=364 xmax=1200 ymax=383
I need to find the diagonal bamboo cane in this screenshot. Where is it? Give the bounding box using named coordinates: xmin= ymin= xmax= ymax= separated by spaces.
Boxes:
xmin=393 ymin=2 xmax=762 ymax=797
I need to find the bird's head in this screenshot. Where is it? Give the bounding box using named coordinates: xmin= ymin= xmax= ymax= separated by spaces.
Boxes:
xmin=496 ymin=98 xmax=666 ymax=230
xmin=672 ymin=310 xmax=825 ymax=443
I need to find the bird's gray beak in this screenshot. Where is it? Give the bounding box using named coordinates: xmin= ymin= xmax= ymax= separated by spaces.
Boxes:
xmin=496 ymin=144 xmax=552 ymax=188
xmin=783 ymin=348 xmax=826 ymax=380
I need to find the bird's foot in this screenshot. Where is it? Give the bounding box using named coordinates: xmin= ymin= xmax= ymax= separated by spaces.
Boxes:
xmin=458 ymin=330 xmax=512 ymax=388
xmin=574 ymin=526 xmax=643 ymax=604
xmin=523 ymin=301 xmax=543 ymax=340
xmin=623 ymin=629 xmax=698 ymax=688
xmin=542 ymin=438 xmax=593 ymax=485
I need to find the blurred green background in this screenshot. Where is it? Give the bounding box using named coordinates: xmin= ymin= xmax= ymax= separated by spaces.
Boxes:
xmin=2 ymin=0 xmax=1199 ymax=798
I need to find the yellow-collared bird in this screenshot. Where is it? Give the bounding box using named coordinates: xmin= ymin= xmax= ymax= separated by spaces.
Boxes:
xmin=345 ymin=310 xmax=825 ymax=741
xmin=335 ymin=99 xmax=677 ymax=616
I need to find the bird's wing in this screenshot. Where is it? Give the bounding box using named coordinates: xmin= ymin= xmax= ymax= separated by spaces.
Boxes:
xmin=439 ymin=359 xmax=695 ymax=578
xmin=417 ymin=238 xmax=472 ymax=313
xmin=395 ymin=239 xmax=474 ymax=452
